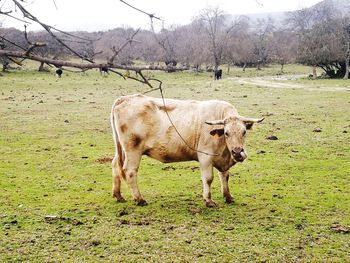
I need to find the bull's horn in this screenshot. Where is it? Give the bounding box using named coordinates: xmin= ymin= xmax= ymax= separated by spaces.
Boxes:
xmin=205 ymin=120 xmax=225 ymax=125
xmin=238 ymin=117 xmax=265 ymax=123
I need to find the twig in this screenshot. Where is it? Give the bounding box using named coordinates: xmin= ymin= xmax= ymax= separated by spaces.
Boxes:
xmin=0 ymin=9 xmax=31 ymax=23
xmin=51 ymin=27 xmax=100 ymax=42
xmin=0 ymin=35 xmax=27 ymax=51
xmin=255 ymin=0 xmax=263 ymax=6
xmin=23 ymin=24 xmax=46 ymax=56
xmin=52 ymin=0 xmax=58 ymax=10
xmin=119 ymin=0 xmax=161 ymax=20
xmin=12 ymin=0 xmax=94 ymax=62
xmin=108 ymin=28 xmax=140 ymax=64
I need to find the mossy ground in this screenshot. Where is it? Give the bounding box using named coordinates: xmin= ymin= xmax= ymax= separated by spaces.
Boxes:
xmin=0 ymin=64 xmax=349 ymax=262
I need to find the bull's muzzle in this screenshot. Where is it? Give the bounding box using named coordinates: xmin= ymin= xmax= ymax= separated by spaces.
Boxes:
xmin=232 ymin=148 xmax=247 ymax=162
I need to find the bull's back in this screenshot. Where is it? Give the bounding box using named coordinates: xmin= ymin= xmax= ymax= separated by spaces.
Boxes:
xmin=113 ymin=94 xmax=235 ymax=163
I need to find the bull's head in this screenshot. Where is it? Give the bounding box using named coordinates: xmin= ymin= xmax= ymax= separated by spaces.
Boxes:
xmin=205 ymin=116 xmax=264 ymax=162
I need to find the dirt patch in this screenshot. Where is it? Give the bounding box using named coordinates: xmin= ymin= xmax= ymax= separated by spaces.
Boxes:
xmin=162 ymin=166 xmax=176 ymax=171
xmin=331 ymin=225 xmax=350 ymax=234
xmin=96 ymin=157 xmax=113 ymax=164
xmin=228 ymin=75 xmax=350 ymax=92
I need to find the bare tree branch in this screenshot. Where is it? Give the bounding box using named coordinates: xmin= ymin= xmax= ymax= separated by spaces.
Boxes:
xmin=0 ymin=35 xmax=27 ymax=51
xmin=108 ymin=28 xmax=140 ymax=64
xmin=119 ymin=0 xmax=161 ymax=20
xmin=255 ymin=0 xmax=263 ymax=7
xmin=52 ymin=0 xmax=58 ymax=10
xmin=12 ymin=0 xmax=94 ymax=62
xmin=1 ymin=0 xmax=189 ymax=77
xmin=23 ymin=25 xmax=46 ymax=55
xmin=0 ymin=49 xmax=188 ymax=72
xmin=0 ymin=8 xmax=31 ymax=23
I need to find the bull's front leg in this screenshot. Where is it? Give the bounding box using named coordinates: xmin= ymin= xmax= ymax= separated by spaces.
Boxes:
xmin=199 ymin=159 xmax=216 ymax=207
xmin=218 ymin=171 xmax=234 ymax=204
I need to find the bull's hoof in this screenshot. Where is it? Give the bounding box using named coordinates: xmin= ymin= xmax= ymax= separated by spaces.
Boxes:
xmin=205 ymin=200 xmax=217 ymax=208
xmin=116 ymin=197 xmax=126 ymax=203
xmin=113 ymin=194 xmax=126 ymax=203
xmin=225 ymin=196 xmax=235 ymax=204
xmin=136 ymin=199 xmax=148 ymax=206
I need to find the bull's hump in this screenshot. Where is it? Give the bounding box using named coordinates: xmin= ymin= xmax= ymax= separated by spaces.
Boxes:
xmin=115 ymin=94 xmax=143 ymax=106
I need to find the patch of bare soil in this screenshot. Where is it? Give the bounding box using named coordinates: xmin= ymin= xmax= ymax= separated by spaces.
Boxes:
xmin=96 ymin=157 xmax=113 ymax=164
xmin=228 ymin=75 xmax=350 ymax=92
xmin=331 ymin=225 xmax=350 ymax=234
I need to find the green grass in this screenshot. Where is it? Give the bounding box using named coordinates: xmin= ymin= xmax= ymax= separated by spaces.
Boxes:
xmin=0 ymin=63 xmax=349 ymax=262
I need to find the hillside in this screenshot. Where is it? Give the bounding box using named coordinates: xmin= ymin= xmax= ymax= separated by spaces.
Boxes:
xmin=232 ymin=0 xmax=350 ymax=27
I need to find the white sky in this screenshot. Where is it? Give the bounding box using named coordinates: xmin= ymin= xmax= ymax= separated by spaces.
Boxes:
xmin=1 ymin=0 xmax=323 ymax=32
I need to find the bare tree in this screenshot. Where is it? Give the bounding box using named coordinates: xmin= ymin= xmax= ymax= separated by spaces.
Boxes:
xmin=252 ymin=17 xmax=274 ymax=70
xmin=268 ymin=30 xmax=297 ymax=72
xmin=286 ymin=0 xmax=350 ymax=79
xmin=340 ymin=17 xmax=350 ymax=79
xmin=156 ymin=26 xmax=179 ymax=67
xmin=286 ymin=7 xmax=318 ymax=78
xmin=222 ymin=16 xmax=250 ymax=72
xmin=195 ymin=7 xmax=237 ymax=72
xmin=0 ymin=0 xmax=186 ymax=88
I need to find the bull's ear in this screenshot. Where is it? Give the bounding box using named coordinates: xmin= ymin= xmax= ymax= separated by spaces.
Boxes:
xmin=210 ymin=129 xmax=224 ymax=137
xmin=205 ymin=120 xmax=225 ymax=126
xmin=239 ymin=117 xmax=264 ymax=130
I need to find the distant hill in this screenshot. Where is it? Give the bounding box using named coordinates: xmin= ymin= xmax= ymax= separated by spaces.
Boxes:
xmin=231 ymin=0 xmax=350 ymax=28
xmin=311 ymin=0 xmax=350 ymax=14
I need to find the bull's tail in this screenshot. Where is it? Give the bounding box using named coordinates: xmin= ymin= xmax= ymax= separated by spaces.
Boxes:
xmin=110 ymin=101 xmax=126 ymax=180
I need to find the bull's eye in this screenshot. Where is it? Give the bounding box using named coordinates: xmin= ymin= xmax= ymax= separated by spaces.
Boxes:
xmin=225 ymin=132 xmax=229 ymax=137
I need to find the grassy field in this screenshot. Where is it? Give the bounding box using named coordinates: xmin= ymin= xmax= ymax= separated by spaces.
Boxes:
xmin=0 ymin=64 xmax=349 ymax=262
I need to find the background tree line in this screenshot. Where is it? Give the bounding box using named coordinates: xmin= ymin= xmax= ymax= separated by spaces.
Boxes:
xmin=1 ymin=0 xmax=349 ymax=78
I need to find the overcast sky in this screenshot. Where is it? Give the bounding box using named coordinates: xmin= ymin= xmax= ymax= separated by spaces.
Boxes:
xmin=1 ymin=0 xmax=323 ymax=32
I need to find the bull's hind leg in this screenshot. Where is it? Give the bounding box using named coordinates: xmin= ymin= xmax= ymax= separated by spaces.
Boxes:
xmin=123 ymin=151 xmax=147 ymax=206
xmin=112 ymin=156 xmax=125 ymax=202
xmin=218 ymin=171 xmax=234 ymax=204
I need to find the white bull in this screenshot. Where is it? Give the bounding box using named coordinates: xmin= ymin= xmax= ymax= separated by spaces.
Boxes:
xmin=110 ymin=94 xmax=264 ymax=207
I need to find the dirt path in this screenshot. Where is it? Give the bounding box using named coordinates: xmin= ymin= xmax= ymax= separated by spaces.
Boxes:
xmin=227 ymin=75 xmax=350 ymax=92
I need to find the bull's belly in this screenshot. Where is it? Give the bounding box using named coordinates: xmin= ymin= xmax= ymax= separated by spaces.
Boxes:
xmin=143 ymin=144 xmax=198 ymax=163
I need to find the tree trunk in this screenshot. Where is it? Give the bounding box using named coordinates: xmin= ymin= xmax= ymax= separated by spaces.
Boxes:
xmin=312 ymin=66 xmax=317 ymax=79
xmin=38 ymin=62 xmax=45 ymax=72
xmin=257 ymin=61 xmax=261 ymax=70
xmin=344 ymin=56 xmax=349 ymax=79
xmin=343 ymin=43 xmax=350 ymax=80
xmin=243 ymin=63 xmax=246 ymax=72
xmin=214 ymin=63 xmax=219 ymax=71
xmin=227 ymin=64 xmax=230 ymax=74
xmin=280 ymin=63 xmax=284 ymax=73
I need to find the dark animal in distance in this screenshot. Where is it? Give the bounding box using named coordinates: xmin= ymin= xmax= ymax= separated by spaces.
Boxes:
xmin=56 ymin=68 xmax=62 ymax=78
xmin=164 ymin=60 xmax=177 ymax=67
xmin=100 ymin=66 xmax=109 ymax=75
xmin=214 ymin=69 xmax=222 ymax=80
xmin=165 ymin=60 xmax=177 ymax=73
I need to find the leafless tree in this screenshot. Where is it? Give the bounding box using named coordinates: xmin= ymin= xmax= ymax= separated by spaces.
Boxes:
xmin=286 ymin=0 xmax=350 ymax=79
xmin=155 ymin=25 xmax=179 ymax=67
xmin=222 ymin=16 xmax=250 ymax=72
xmin=252 ymin=17 xmax=274 ymax=70
xmin=268 ymin=30 xmax=297 ymax=72
xmin=0 ymin=0 xmax=186 ymax=88
xmin=195 ymin=7 xmax=238 ymax=72
xmin=340 ymin=17 xmax=350 ymax=79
